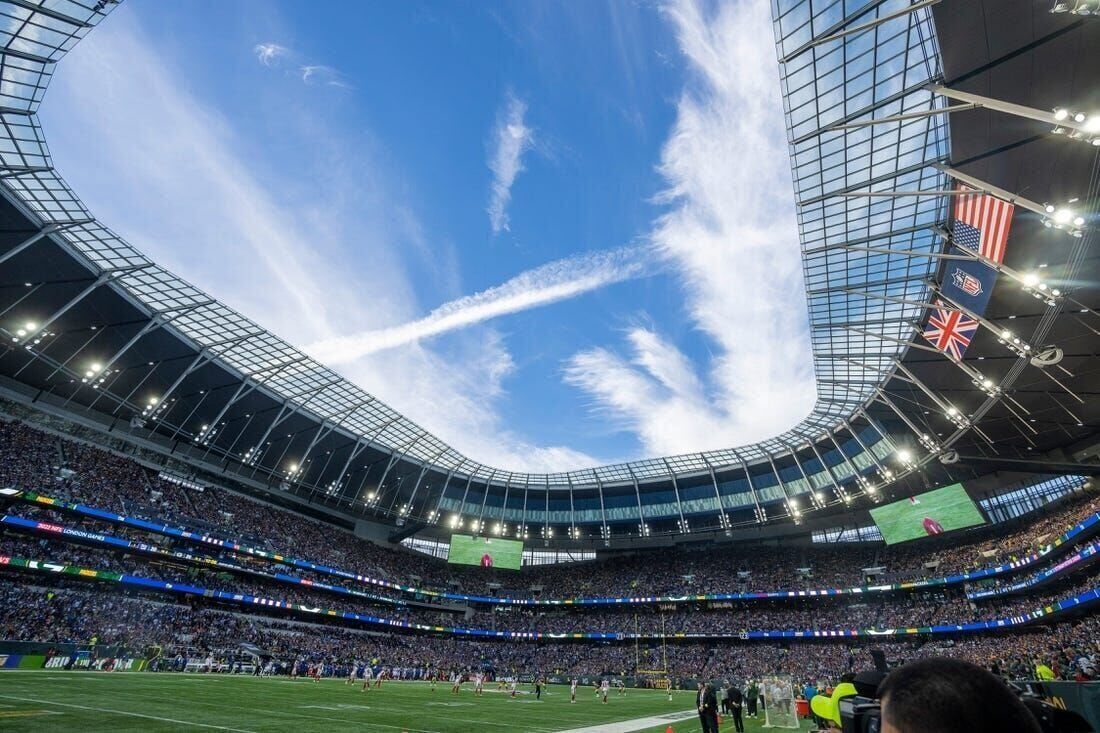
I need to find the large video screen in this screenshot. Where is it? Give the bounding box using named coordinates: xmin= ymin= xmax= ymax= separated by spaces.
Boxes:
xmin=870 ymin=483 xmax=986 ymax=545
xmin=447 ymin=534 xmax=524 ymax=570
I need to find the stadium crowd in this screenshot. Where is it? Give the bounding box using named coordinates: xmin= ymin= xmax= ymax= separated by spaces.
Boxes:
xmin=2 ymin=529 xmax=1097 ymax=637
xmin=1 ymin=419 xmax=1097 ymax=602
xmin=1 ymin=579 xmax=1096 ymax=683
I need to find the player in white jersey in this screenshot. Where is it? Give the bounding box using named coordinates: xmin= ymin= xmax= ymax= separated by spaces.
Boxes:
xmin=474 ymin=672 xmax=484 ymax=696
xmin=346 ymin=661 xmax=359 ymax=685
xmin=600 ymin=679 xmax=610 ymax=704
xmin=451 ymin=671 xmax=462 ymax=694
xmin=616 ymin=679 xmax=626 ymax=696
xmin=509 ymin=679 xmax=518 ymax=698
xmin=570 ymin=678 xmax=578 ymax=703
xmin=666 ymin=677 xmax=674 ymax=701
xmin=360 ymin=666 xmax=374 ymax=692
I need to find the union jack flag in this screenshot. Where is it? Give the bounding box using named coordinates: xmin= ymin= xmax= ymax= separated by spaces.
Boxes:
xmin=952 ymin=184 xmax=1014 ymax=264
xmin=922 ymin=300 xmax=978 ymax=361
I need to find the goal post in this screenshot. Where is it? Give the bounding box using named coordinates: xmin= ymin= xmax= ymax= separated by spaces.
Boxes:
xmin=761 ymin=675 xmax=799 ymax=729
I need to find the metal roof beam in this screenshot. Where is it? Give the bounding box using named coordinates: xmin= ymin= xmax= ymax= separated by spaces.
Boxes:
xmin=5 ymin=0 xmax=95 ymax=28
xmin=779 ymin=0 xmax=939 ymax=65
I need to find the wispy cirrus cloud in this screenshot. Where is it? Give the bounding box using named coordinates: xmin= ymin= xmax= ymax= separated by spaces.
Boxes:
xmin=563 ymin=0 xmax=817 ymax=456
xmin=253 ymin=42 xmax=286 ymax=67
xmin=253 ymin=42 xmax=351 ymax=88
xmin=487 ymin=91 xmax=534 ymax=234
xmin=309 ymin=246 xmax=652 ymax=363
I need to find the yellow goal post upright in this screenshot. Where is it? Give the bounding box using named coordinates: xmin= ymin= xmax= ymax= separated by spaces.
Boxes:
xmin=634 ymin=612 xmax=670 ymax=688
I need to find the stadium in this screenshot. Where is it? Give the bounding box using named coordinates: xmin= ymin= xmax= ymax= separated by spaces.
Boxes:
xmin=0 ymin=0 xmax=1097 ymax=731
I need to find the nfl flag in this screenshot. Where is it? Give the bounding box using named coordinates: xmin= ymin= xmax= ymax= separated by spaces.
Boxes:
xmin=951 ymin=185 xmax=1014 ymax=264
xmin=922 ymin=299 xmax=979 ymax=361
xmin=941 ymin=259 xmax=997 ymax=315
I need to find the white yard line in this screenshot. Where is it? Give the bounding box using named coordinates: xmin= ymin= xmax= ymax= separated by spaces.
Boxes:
xmin=553 ymin=709 xmax=699 ymax=733
xmin=0 ymin=694 xmax=260 ymax=733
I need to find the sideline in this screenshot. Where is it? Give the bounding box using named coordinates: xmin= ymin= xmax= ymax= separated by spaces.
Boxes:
xmin=552 ymin=709 xmax=699 ymax=733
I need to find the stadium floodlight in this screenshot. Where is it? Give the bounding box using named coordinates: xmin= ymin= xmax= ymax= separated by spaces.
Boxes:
xmin=895 ymin=449 xmax=912 ymax=464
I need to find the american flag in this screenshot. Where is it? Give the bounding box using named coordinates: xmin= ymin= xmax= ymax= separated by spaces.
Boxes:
xmin=922 ymin=300 xmax=978 ymax=361
xmin=952 ymin=184 xmax=1014 ymax=264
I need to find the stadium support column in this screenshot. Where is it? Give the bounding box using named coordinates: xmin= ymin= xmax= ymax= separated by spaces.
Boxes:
xmin=827 ymin=429 xmax=872 ymax=488
xmin=429 ymin=463 xmax=463 ymax=525
xmin=199 ymin=356 xmax=308 ymax=450
xmin=372 ymin=432 xmax=427 ymax=512
xmin=498 ymin=474 xmax=513 ymax=536
xmin=870 ymin=390 xmax=951 ymax=456
xmin=856 ymin=409 xmax=899 ymax=461
xmin=735 ymin=453 xmax=764 ymax=524
xmin=565 ymin=474 xmax=576 ymax=542
xmin=15 ymin=264 xmax=145 ymax=347
xmin=765 ymin=455 xmax=798 ymax=522
xmin=592 ymin=470 xmax=609 ymax=545
xmin=296 ymin=399 xmax=377 ymax=492
xmin=89 ymin=299 xmax=215 ymax=381
xmin=519 ymin=475 xmax=530 ymax=539
xmin=456 ymin=471 xmax=476 ymax=525
xmin=394 ymin=445 xmax=448 ymax=519
xmin=247 ymin=382 xmax=342 ymax=477
xmin=157 ymin=330 xmax=268 ymax=425
xmin=784 ymin=445 xmax=822 ymax=511
xmin=332 ymin=422 xmax=392 ymax=502
xmin=627 ymin=467 xmax=647 ymax=538
xmin=475 ymin=469 xmax=497 ymax=534
xmin=661 ymin=459 xmax=689 ymax=534
xmin=543 ymin=474 xmax=550 ymax=544
xmin=701 ymin=455 xmax=730 ymax=535
xmin=808 ymin=442 xmax=850 ymax=506
xmin=840 ymin=419 xmax=890 ymax=491
xmin=345 ymin=415 xmax=403 ymax=503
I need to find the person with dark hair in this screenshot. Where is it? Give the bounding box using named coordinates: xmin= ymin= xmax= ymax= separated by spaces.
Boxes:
xmin=745 ymin=679 xmax=758 ymax=718
xmin=877 ymin=658 xmax=1042 ymax=733
xmin=728 ymin=683 xmax=745 ymax=733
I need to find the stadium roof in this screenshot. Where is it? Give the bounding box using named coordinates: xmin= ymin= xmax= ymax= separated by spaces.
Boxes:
xmin=0 ymin=0 xmax=1096 ymax=544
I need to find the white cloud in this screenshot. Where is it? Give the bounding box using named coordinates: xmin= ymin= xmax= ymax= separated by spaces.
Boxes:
xmin=254 ymin=42 xmax=351 ymax=88
xmin=563 ymin=0 xmax=817 ymax=456
xmin=253 ymin=42 xmax=286 ymax=67
xmin=486 ymin=92 xmax=534 ymax=234
xmin=43 ymin=8 xmax=596 ymax=473
xmin=308 ymin=246 xmax=651 ymax=363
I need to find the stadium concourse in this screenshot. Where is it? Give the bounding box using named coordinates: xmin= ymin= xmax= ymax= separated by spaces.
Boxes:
xmin=0 ymin=0 xmax=1098 ymax=732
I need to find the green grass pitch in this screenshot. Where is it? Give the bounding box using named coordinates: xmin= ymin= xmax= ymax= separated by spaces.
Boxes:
xmin=0 ymin=671 xmax=815 ymax=732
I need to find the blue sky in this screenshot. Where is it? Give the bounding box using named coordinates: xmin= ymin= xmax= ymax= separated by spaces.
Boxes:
xmin=41 ymin=0 xmax=816 ymax=471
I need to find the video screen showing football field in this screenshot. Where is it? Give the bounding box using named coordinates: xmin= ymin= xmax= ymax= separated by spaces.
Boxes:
xmin=447 ymin=533 xmax=524 ymax=569
xmin=870 ymin=483 xmax=986 ymax=545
